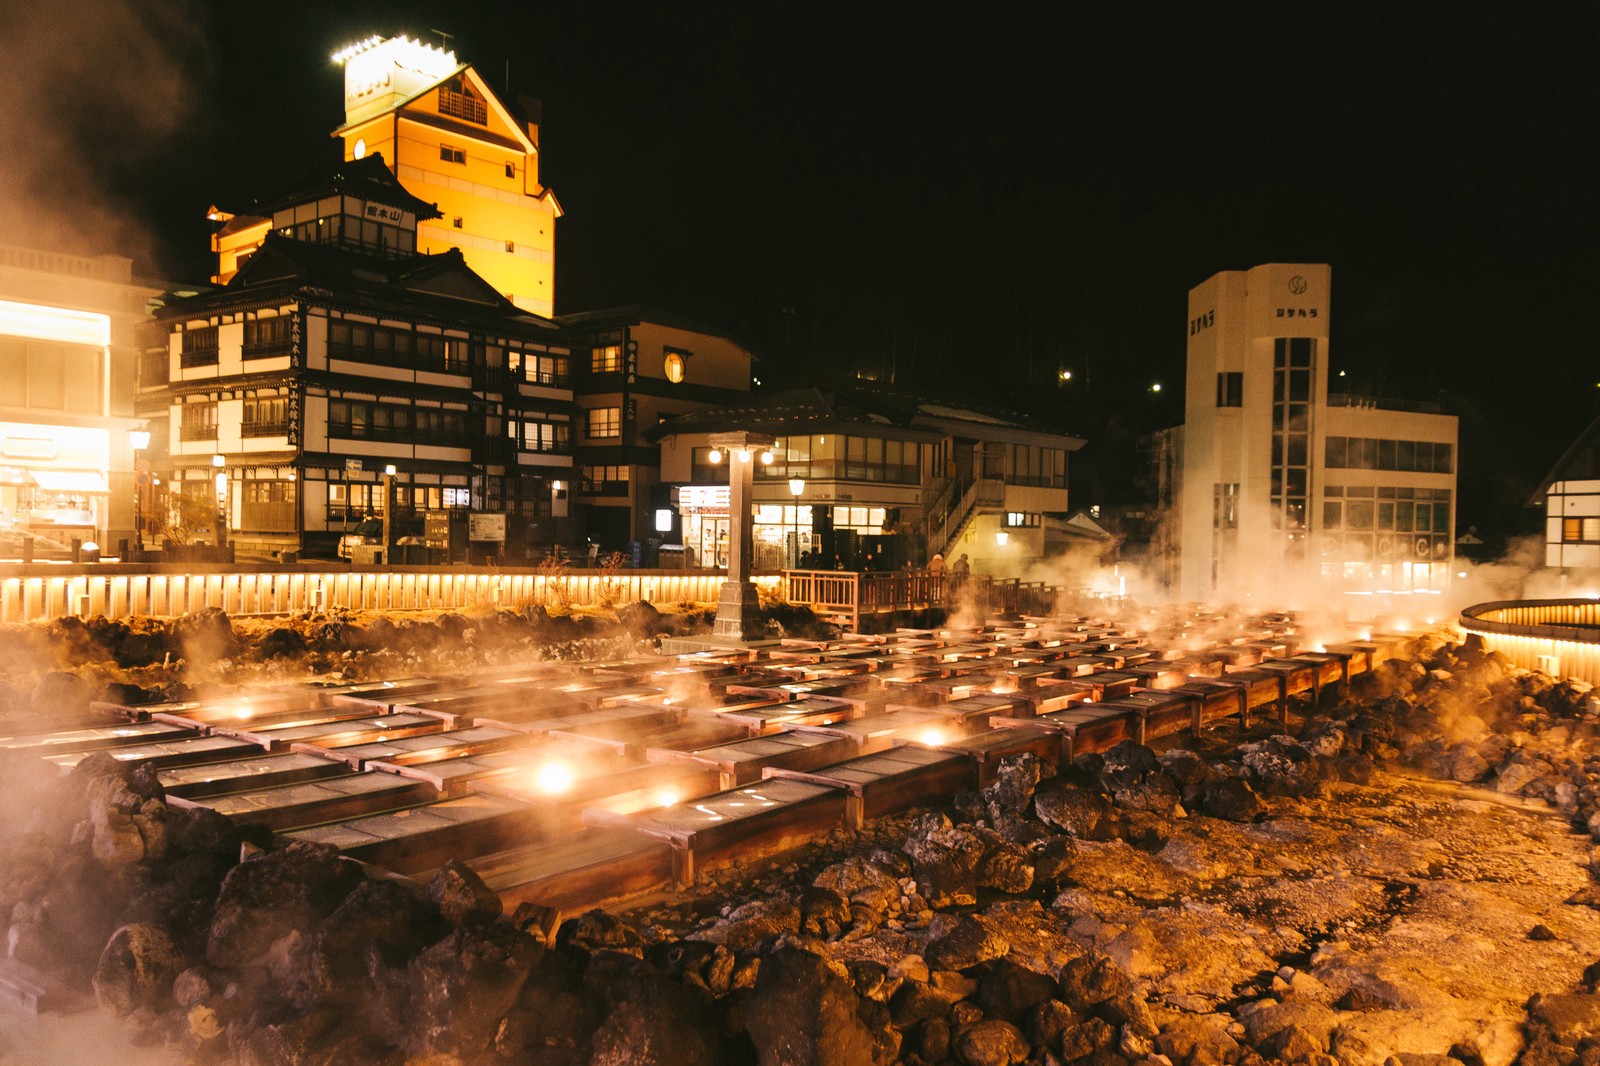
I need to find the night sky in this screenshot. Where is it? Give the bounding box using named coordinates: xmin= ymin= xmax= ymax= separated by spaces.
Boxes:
xmin=16 ymin=3 xmax=1597 ymax=545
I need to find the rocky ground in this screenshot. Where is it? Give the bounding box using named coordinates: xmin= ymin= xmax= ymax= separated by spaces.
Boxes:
xmin=5 ymin=621 xmax=1600 ymax=1063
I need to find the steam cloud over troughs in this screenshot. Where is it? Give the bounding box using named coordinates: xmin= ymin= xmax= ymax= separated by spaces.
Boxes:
xmin=0 ymin=0 xmax=206 ymax=265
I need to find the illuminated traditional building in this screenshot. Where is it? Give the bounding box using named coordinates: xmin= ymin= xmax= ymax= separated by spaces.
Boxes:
xmin=144 ymin=158 xmax=574 ymax=559
xmin=328 ymin=34 xmax=561 ymax=318
xmin=651 ymin=387 xmax=1084 ymax=571
xmin=555 ymin=307 xmax=753 ymax=556
xmin=0 ymin=245 xmax=155 ymax=557
xmin=1532 ymin=415 xmax=1600 ymax=576
xmin=1161 ymin=263 xmax=1459 ymax=601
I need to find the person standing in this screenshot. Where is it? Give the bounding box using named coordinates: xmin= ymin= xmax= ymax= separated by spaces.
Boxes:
xmin=928 ymin=552 xmax=946 ymax=574
xmin=951 ymin=553 xmax=970 ymax=576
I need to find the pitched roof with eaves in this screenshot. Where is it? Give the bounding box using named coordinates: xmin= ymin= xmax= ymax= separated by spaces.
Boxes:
xmin=154 ymin=233 xmax=558 ymax=336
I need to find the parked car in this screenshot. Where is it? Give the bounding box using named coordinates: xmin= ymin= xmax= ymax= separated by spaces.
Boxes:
xmin=337 ymin=516 xmax=423 ymax=559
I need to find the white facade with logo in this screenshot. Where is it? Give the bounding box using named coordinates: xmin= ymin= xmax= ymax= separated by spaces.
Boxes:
xmin=1169 ymin=263 xmax=1458 ymax=602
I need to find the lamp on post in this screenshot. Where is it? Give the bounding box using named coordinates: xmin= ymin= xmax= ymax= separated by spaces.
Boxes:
xmin=382 ymin=464 xmax=397 ymax=565
xmin=128 ymin=426 xmax=150 ymax=555
xmin=211 ymin=454 xmax=228 ymax=552
xmin=788 ymin=477 xmax=805 ymax=568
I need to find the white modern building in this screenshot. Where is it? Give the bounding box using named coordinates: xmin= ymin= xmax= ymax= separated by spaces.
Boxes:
xmin=1160 ymin=263 xmax=1458 ymax=602
xmin=0 ymin=245 xmax=155 ymax=557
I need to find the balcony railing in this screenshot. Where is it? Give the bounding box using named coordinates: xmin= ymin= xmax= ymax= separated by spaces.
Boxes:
xmin=241 ymin=422 xmax=290 ymax=438
xmin=1327 ymin=393 xmax=1444 ymax=415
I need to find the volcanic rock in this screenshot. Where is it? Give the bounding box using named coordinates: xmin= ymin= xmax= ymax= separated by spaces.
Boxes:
xmin=742 ymin=946 xmax=899 ymax=1065
xmin=206 ymin=841 xmax=365 ymax=969
xmin=93 ymin=922 xmax=185 ymax=1015
xmin=428 ymin=858 xmax=503 ymax=928
xmin=1156 ymin=1013 xmax=1241 ymax=1064
xmin=692 ymin=896 xmax=801 ymax=952
xmin=590 ymin=967 xmax=724 ymax=1066
xmin=1240 ymin=736 xmax=1321 ymax=796
xmin=975 ymin=958 xmax=1057 ymax=1023
xmin=814 ymin=856 xmax=904 ymax=914
xmin=1201 ymin=776 xmax=1266 ymax=822
xmin=953 ymin=1018 xmax=1030 ymax=1066
xmin=926 ymin=914 xmax=1010 ymax=971
xmin=983 ymin=752 xmax=1044 ymax=824
xmin=403 ymin=920 xmax=542 ymax=1061
xmin=902 ymin=813 xmax=986 ymax=909
xmin=1055 ymin=951 xmax=1132 ymax=1010
xmin=1034 ymin=781 xmax=1114 ymax=839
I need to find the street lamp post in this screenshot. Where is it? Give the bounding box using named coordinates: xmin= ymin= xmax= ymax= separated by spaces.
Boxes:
xmin=128 ymin=426 xmax=150 ymax=555
xmin=382 ymin=464 xmax=397 ymax=564
xmin=211 ymin=454 xmax=228 ymax=554
xmin=788 ymin=477 xmax=805 ymax=568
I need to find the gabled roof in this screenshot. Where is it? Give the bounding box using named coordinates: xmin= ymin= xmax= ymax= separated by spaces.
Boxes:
xmin=1532 ymin=412 xmax=1600 ymax=505
xmin=156 ymin=233 xmax=557 ymax=334
xmin=333 ymin=63 xmax=539 ymax=157
xmin=248 ymin=153 xmax=440 ymax=221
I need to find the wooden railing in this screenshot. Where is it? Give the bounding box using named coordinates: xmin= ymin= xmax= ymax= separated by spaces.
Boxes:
xmin=0 ymin=564 xmax=759 ymax=624
xmin=783 ymin=569 xmax=1078 ymax=628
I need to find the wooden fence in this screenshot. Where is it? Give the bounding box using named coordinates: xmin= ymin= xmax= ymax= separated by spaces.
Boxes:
xmin=0 ymin=564 xmax=744 ymax=624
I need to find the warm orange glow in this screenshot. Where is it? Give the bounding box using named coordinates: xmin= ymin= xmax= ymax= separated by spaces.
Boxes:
xmin=532 ymin=761 xmax=575 ymax=795
xmin=654 ymin=788 xmax=680 ymax=808
xmin=918 ymin=726 xmax=951 ymax=746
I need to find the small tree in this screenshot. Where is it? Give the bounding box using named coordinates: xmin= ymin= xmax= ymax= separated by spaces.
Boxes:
xmin=153 ymin=490 xmax=218 ymax=546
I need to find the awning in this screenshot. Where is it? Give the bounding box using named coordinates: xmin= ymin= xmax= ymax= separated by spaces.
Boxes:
xmin=29 ymin=470 xmax=110 ymax=494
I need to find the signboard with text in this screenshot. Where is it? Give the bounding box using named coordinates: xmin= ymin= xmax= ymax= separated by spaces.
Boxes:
xmin=468 ymin=512 xmax=507 ymax=542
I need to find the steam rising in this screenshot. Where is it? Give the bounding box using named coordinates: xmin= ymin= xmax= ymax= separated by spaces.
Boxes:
xmin=0 ymin=0 xmax=206 ymax=264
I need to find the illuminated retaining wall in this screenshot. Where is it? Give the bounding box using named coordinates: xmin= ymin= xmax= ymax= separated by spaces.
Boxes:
xmin=0 ymin=565 xmax=770 ymax=623
xmin=1459 ymin=599 xmax=1600 ymax=686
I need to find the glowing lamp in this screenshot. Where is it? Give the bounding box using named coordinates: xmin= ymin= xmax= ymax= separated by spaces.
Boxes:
xmin=80 ymin=541 xmax=99 ymax=554
xmin=212 ymin=454 xmax=225 ymax=468
xmin=707 ymin=448 xmax=723 ymax=464
xmin=128 ymin=427 xmax=151 ymax=451
xmin=996 ymin=530 xmax=1009 ymax=546
xmin=533 ymin=761 xmax=575 ymax=795
xmin=383 ymin=464 xmax=397 ymax=477
xmin=760 ymin=450 xmax=774 ymax=465
xmin=789 ymin=478 xmax=805 ymax=497
xmin=736 ymin=449 xmax=750 ymax=463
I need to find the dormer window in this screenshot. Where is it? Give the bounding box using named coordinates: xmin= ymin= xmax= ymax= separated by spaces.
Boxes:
xmin=439 ymin=78 xmax=487 ymax=125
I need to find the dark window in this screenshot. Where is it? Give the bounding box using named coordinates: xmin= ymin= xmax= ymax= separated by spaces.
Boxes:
xmin=440 ymin=145 xmax=465 ymax=164
xmin=1216 ymin=371 xmax=1242 ymax=407
xmin=180 ymin=325 xmax=218 ymax=368
xmin=242 ymin=395 xmax=289 ymax=437
xmin=438 ymin=81 xmax=487 ymax=124
xmin=179 ymin=402 xmax=218 ymax=441
xmin=242 ymin=315 xmax=292 ymax=358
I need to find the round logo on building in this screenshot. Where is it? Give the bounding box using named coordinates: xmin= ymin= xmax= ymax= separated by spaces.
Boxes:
xmin=1288 ymin=275 xmax=1308 ymax=294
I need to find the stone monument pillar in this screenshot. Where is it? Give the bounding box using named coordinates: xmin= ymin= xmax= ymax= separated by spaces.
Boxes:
xmin=711 ymin=431 xmax=777 ymax=641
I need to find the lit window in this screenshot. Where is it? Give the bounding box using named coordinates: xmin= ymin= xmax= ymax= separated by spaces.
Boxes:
xmin=586 ymin=407 xmax=621 ymax=439
xmin=591 ymin=345 xmax=622 ymax=373
xmin=664 ymin=351 xmax=685 ymax=383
